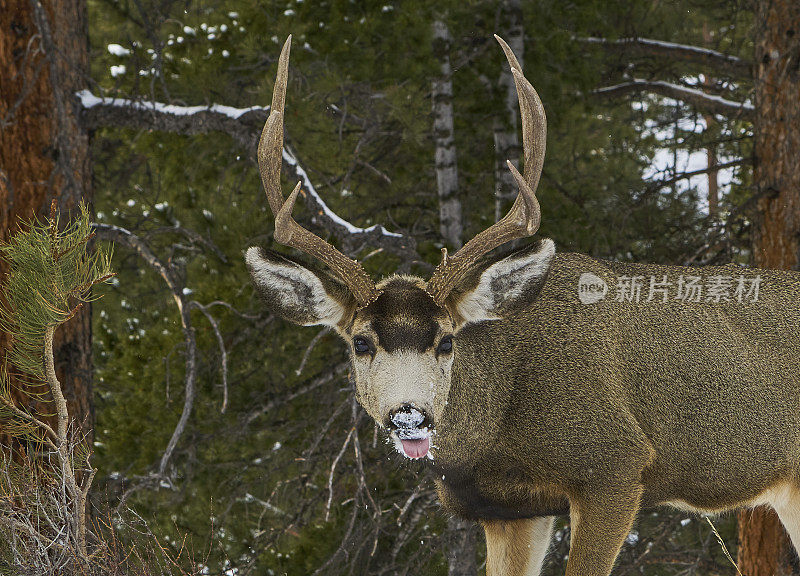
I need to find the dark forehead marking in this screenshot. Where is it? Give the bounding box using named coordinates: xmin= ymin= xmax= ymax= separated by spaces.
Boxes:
xmin=360 ymin=281 xmax=445 ymax=353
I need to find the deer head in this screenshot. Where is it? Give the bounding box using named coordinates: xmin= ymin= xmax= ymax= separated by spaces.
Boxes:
xmin=246 ymin=35 xmax=553 ymax=460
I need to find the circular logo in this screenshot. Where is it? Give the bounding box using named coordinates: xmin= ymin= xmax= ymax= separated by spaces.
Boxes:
xmin=578 ymin=272 xmax=608 ymax=304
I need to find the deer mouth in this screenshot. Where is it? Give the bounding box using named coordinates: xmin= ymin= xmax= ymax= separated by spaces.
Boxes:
xmin=388 ymin=406 xmax=433 ymax=460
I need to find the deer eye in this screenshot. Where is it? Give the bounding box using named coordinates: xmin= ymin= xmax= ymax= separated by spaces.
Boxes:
xmin=353 ymin=337 xmax=371 ymax=355
xmin=438 ymin=336 xmax=453 ymax=354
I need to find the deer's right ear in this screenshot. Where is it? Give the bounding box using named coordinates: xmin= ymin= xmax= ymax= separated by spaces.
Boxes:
xmin=245 ymin=247 xmax=354 ymax=327
xmin=445 ymin=239 xmax=555 ymax=328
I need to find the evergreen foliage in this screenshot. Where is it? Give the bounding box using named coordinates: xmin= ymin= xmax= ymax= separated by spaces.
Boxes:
xmin=0 ymin=202 xmax=113 ymax=440
xmin=0 ymin=203 xmax=115 ymax=574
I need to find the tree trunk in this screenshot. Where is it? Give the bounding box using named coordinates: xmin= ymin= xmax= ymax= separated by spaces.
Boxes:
xmin=739 ymin=0 xmax=800 ymax=573
xmin=750 ymin=0 xmax=800 ymax=271
xmin=702 ymin=23 xmax=719 ymax=218
xmin=493 ymin=0 xmax=523 ymax=223
xmin=0 ymin=0 xmax=93 ymax=445
xmin=433 ymin=19 xmax=473 ymax=574
xmin=432 ymin=19 xmax=462 ymax=249
xmin=445 ymin=516 xmax=478 ymax=576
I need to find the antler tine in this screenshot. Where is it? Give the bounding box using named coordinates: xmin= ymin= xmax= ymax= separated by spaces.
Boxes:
xmin=426 ymin=35 xmax=545 ymax=305
xmin=257 ymin=36 xmax=381 ymax=307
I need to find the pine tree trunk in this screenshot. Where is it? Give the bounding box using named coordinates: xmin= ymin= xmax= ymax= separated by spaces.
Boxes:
xmin=432 ymin=19 xmax=462 ymax=249
xmin=739 ymin=0 xmax=800 ymax=572
xmin=0 ymin=0 xmax=93 ymax=445
xmin=750 ymin=0 xmax=800 ymax=271
xmin=493 ymin=0 xmax=523 ymax=223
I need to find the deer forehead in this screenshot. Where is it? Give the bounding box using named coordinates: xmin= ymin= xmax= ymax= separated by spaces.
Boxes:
xmin=349 ymin=276 xmax=452 ymax=353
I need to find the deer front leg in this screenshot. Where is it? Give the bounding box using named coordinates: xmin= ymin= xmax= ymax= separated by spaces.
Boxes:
xmin=565 ymin=486 xmax=642 ymax=576
xmin=483 ymin=517 xmax=554 ymax=576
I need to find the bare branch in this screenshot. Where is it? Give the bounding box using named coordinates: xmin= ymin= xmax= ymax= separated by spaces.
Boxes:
xmin=325 ymin=426 xmax=354 ymax=522
xmin=43 ymin=326 xmax=68 ymax=442
xmin=295 ymin=327 xmax=330 ymax=376
xmin=79 ymin=90 xmax=267 ymax=149
xmin=0 ymin=394 xmax=58 ymax=443
xmin=578 ymin=36 xmax=752 ymax=78
xmin=282 ymin=146 xmax=418 ymax=260
xmin=92 ymin=223 xmax=197 ymax=478
xmin=190 ymin=300 xmax=229 ymax=413
xmin=593 ymin=79 xmax=754 ymax=120
xmin=647 ymin=158 xmax=748 ymax=190
xmin=79 ymin=91 xmax=419 ymax=261
xmin=243 ymin=361 xmax=349 ymax=427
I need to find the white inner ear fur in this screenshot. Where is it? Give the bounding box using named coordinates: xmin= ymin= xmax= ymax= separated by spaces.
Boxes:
xmin=245 ymin=247 xmax=345 ymax=327
xmin=455 ymin=239 xmax=555 ymax=325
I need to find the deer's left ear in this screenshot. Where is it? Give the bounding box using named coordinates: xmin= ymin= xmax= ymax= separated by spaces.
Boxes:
xmin=445 ymin=239 xmax=555 ymax=327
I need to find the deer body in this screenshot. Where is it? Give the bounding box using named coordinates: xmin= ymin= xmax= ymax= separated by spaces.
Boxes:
xmin=246 ymin=35 xmax=800 ymax=576
xmin=434 ymin=251 xmax=800 ymax=514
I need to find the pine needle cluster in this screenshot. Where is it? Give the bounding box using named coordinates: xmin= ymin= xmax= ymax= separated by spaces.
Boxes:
xmin=0 ymin=201 xmax=113 ymax=439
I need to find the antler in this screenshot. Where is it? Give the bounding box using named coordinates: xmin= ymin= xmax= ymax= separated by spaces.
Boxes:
xmin=258 ymin=36 xmax=381 ymax=307
xmin=426 ymin=34 xmax=545 ymax=305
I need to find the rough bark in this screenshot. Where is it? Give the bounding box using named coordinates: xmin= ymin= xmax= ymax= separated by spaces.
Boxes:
xmin=739 ymin=0 xmax=800 ymax=573
xmin=749 ymin=0 xmax=800 ymax=271
xmin=432 ymin=19 xmax=463 ymax=249
xmin=738 ymin=508 xmax=794 ymax=576
xmin=0 ymin=0 xmax=93 ymax=445
xmin=493 ymin=0 xmax=523 ymax=223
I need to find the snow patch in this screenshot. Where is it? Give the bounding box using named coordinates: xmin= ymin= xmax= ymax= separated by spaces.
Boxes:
xmin=107 ymin=43 xmax=130 ymax=57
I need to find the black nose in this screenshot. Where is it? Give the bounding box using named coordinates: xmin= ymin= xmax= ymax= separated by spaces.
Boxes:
xmin=387 ymin=404 xmax=433 ymax=431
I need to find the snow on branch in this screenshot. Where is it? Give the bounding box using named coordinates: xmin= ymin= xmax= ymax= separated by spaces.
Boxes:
xmin=79 ymin=91 xmax=417 ymax=259
xmin=593 ymin=79 xmax=754 ymax=120
xmin=79 ymin=90 xmax=268 ymax=149
xmin=579 ymin=37 xmax=751 ymax=77
xmin=282 ymin=147 xmax=403 ymax=239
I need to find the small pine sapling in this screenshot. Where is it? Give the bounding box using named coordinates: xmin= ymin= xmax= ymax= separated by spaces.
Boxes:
xmin=0 ymin=200 xmax=114 ymax=572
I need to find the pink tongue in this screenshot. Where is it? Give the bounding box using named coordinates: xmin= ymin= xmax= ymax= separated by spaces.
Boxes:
xmin=400 ymin=436 xmax=430 ymax=459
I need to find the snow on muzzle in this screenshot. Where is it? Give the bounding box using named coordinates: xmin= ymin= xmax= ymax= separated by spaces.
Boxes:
xmin=387 ymin=404 xmax=433 ymax=459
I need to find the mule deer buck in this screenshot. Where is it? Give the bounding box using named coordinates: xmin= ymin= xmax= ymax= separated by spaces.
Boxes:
xmin=246 ymin=35 xmax=800 ymax=576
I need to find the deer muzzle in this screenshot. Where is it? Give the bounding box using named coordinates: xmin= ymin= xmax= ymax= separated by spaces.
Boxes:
xmin=387 ymin=404 xmax=433 ymax=460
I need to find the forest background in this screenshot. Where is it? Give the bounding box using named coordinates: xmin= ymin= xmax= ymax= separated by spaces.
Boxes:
xmin=2 ymin=0 xmax=798 ymax=574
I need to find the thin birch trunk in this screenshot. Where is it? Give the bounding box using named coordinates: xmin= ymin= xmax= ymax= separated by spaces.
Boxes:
xmin=432 ymin=19 xmax=462 ymax=249
xmin=702 ymin=23 xmax=719 ymax=218
xmin=493 ymin=0 xmax=524 ymax=223
xmin=433 ymin=21 xmax=472 ymax=573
